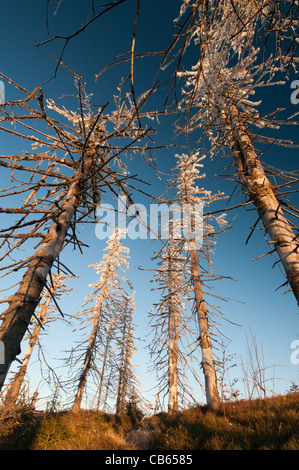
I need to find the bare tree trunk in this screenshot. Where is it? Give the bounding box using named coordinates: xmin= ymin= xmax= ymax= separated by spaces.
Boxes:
xmin=168 ymin=306 xmax=179 ymax=413
xmin=103 ymin=367 xmax=114 ymax=413
xmin=190 ymin=249 xmax=220 ymax=411
xmin=154 ymin=388 xmax=161 ymax=414
xmin=72 ymin=239 xmax=115 ymax=413
xmin=116 ymin=297 xmax=129 ymax=415
xmin=72 ymin=229 xmax=129 ymax=414
xmin=96 ymin=328 xmax=112 ymax=410
xmin=72 ymin=295 xmax=106 ymax=414
xmin=4 ymin=292 xmax=52 ymax=406
xmin=167 ymin=248 xmax=179 ymax=414
xmin=221 ymin=104 xmax=299 ymax=305
xmin=0 ymin=179 xmax=80 ymax=389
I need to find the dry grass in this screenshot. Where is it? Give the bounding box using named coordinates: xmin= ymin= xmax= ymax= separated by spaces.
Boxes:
xmin=146 ymin=393 xmax=299 ymax=450
xmin=33 ymin=412 xmax=135 ymax=450
xmin=0 ymin=393 xmax=298 ymax=450
xmin=0 ymin=409 xmax=137 ymax=450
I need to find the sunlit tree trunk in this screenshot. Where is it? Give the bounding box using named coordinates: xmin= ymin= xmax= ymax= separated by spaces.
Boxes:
xmin=116 ymin=295 xmax=133 ymax=415
xmin=149 ymin=239 xmax=196 ymax=413
xmin=4 ymin=292 xmax=52 ymax=406
xmin=103 ymin=367 xmax=114 ymax=413
xmin=168 ymin=308 xmax=179 ymax=413
xmin=220 ymin=104 xmax=299 ymax=305
xmin=115 ymin=319 xmax=127 ymax=415
xmin=167 ymin=247 xmax=179 ymax=414
xmin=72 ymin=278 xmax=108 ymax=414
xmin=71 ymin=229 xmax=132 ymax=414
xmin=190 ymin=249 xmax=220 ymax=411
xmin=173 ymin=150 xmax=222 ymax=411
xmin=96 ymin=327 xmax=112 ymax=410
xmin=0 ymin=178 xmax=81 ymax=390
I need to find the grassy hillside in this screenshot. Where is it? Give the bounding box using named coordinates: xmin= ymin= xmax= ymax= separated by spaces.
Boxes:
xmin=0 ymin=393 xmax=298 ymax=450
xmin=145 ymin=393 xmax=299 ymax=450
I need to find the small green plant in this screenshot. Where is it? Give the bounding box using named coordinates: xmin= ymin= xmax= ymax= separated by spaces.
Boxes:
xmin=126 ymin=398 xmax=144 ymax=427
xmin=289 ymin=381 xmax=299 ymax=394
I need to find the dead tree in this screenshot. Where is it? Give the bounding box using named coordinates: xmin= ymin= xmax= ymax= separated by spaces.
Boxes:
xmin=148 ymin=146 xmax=232 ymax=412
xmin=70 ymin=229 xmax=132 ymax=413
xmin=3 ymin=273 xmax=71 ymax=406
xmin=95 ymin=323 xmax=114 ymax=410
xmin=163 ymin=0 xmax=299 ymax=307
xmin=171 ymin=150 xmax=230 ymax=411
xmin=0 ymin=68 xmax=156 ymax=389
xmin=148 ymin=239 xmax=197 ymax=413
xmin=166 ymin=249 xmax=180 ymax=414
xmin=115 ymin=292 xmax=140 ymax=415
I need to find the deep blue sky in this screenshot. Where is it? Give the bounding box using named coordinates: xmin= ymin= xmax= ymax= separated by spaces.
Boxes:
xmin=0 ymin=0 xmax=298 ymax=410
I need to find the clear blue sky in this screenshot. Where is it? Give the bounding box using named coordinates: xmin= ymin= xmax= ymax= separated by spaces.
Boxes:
xmin=0 ymin=0 xmax=298 ymax=410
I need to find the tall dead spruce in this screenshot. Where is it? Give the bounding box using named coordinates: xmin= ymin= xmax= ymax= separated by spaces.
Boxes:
xmin=149 ymin=239 xmax=196 ymax=413
xmin=165 ymin=0 xmax=299 ymax=306
xmin=4 ymin=273 xmax=71 ymax=406
xmin=115 ymin=291 xmax=140 ymax=415
xmin=0 ymin=69 xmax=155 ymax=389
xmin=171 ymin=151 xmax=228 ymax=411
xmin=70 ymin=229 xmax=139 ymax=414
xmin=150 ymin=151 xmax=229 ymax=412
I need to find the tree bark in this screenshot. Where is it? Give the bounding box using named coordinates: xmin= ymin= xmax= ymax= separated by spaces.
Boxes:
xmin=168 ymin=306 xmax=179 ymax=413
xmin=221 ymin=104 xmax=299 ymax=306
xmin=72 ymin=291 xmax=107 ymax=414
xmin=96 ymin=328 xmax=112 ymax=410
xmin=167 ymin=247 xmax=179 ymax=414
xmin=4 ymin=292 xmax=52 ymax=405
xmin=0 ymin=180 xmax=80 ymax=389
xmin=177 ymin=164 xmax=221 ymax=411
xmin=116 ymin=297 xmax=129 ymax=415
xmin=71 ymin=234 xmax=117 ymax=413
xmin=190 ymin=249 xmax=220 ymax=411
xmin=72 ymin=229 xmax=127 ymax=414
